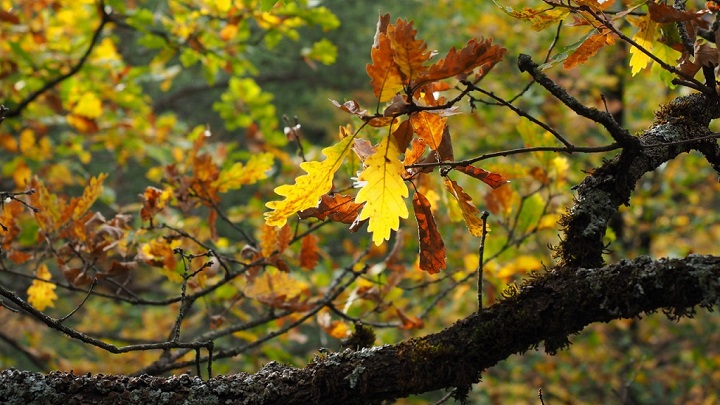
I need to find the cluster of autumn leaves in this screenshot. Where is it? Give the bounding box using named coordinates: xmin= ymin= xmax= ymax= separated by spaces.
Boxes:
xmin=501 ymin=0 xmax=720 ymax=87
xmin=264 ymin=15 xmax=508 ymax=274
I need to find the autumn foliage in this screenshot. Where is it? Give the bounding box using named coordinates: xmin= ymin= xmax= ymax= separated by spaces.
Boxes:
xmin=3 ymin=0 xmax=720 ymax=403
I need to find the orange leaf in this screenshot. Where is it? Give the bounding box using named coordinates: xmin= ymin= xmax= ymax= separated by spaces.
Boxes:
xmin=298 ymin=194 xmax=364 ymax=224
xmin=455 ymin=165 xmax=509 ymax=189
xmin=392 ymin=119 xmax=414 ymax=152
xmin=403 ymin=138 xmax=427 ymax=168
xmin=444 ymin=178 xmax=486 ymax=237
xmin=367 ymin=32 xmax=405 ymax=102
xmin=139 ymin=186 xmax=173 ymax=221
xmin=299 ymin=234 xmax=320 ymax=270
xmin=422 ymin=38 xmax=506 ymax=83
xmin=410 ymin=111 xmax=446 ymax=153
xmin=563 ymin=29 xmax=616 ymax=70
xmin=387 ymin=19 xmax=431 ymax=83
xmin=394 ymin=306 xmax=424 ymax=330
xmin=71 ymin=173 xmax=108 ymax=221
xmin=412 ymin=192 xmax=446 ymax=274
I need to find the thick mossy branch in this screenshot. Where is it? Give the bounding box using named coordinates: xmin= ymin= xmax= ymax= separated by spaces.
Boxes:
xmin=3 ymin=255 xmax=720 ymax=405
xmin=520 ymin=53 xmax=720 ymax=268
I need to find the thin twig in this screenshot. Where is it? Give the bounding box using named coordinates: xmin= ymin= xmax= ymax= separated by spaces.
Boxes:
xmin=478 ymin=211 xmax=490 ymax=311
xmin=57 ymin=278 xmax=98 ymax=324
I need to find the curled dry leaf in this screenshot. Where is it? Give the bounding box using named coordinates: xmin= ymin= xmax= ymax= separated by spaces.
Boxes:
xmin=412 ymin=192 xmax=446 ymax=274
xmin=455 ymin=165 xmax=509 ymax=189
xmin=298 ymin=193 xmax=365 ymax=224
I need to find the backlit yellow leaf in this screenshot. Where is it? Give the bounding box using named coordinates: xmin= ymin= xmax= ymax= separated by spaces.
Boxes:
xmin=629 ymin=14 xmax=656 ymax=76
xmin=72 ymin=92 xmax=102 ymax=119
xmin=27 ymin=263 xmax=58 ymax=311
xmin=355 ymin=136 xmax=409 ymax=245
xmin=212 ymin=152 xmax=273 ymax=192
xmin=72 ymin=173 xmax=108 ymax=220
xmin=265 ymin=129 xmax=354 ymax=227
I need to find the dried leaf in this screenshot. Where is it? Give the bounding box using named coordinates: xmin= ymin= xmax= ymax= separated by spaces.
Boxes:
xmin=648 ymin=1 xmax=708 ymax=24
xmin=444 ymin=178 xmax=485 ymax=237
xmin=455 ymin=165 xmax=509 ymax=189
xmin=412 ymin=192 xmax=446 ymax=274
xmin=392 ymin=119 xmax=414 ymax=152
xmin=563 ymin=29 xmax=616 ymax=70
xmin=367 ymin=32 xmax=405 ymax=102
xmin=422 ymin=37 xmax=507 ymax=83
xmin=410 ymin=111 xmax=446 ymax=152
xmin=298 ymin=194 xmax=364 ymax=224
xmin=299 ymin=234 xmax=320 ymax=270
xmin=139 ymin=186 xmax=173 ymax=221
xmin=387 ymin=19 xmax=431 ymax=82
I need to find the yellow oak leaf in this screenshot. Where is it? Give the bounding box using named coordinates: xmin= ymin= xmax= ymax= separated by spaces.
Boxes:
xmin=72 ymin=92 xmax=103 ymax=119
xmin=629 ymin=14 xmax=656 ymax=76
xmin=71 ymin=173 xmax=108 ymax=220
xmin=265 ymin=129 xmax=354 ymax=227
xmin=212 ymin=152 xmax=273 ymax=192
xmin=355 ymin=136 xmax=409 ymax=245
xmin=27 ymin=263 xmax=58 ymax=311
xmin=444 ymin=178 xmax=485 ymax=237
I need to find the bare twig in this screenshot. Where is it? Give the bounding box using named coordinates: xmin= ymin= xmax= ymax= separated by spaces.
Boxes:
xmin=477 ymin=211 xmax=490 ymax=311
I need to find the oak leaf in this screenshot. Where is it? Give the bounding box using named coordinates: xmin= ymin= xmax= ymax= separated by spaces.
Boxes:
xmin=455 ymin=165 xmax=509 ymax=189
xmin=563 ymin=29 xmax=616 ymax=70
xmin=494 ymin=2 xmax=570 ymax=31
xmin=27 ymin=263 xmax=58 ymax=311
xmin=410 ymin=111 xmax=446 ymax=153
xmin=412 ymin=192 xmax=446 ymax=274
xmin=71 ymin=173 xmax=108 ymax=221
xmin=246 ymin=267 xmax=309 ymax=311
xmin=422 ymin=37 xmax=507 ymax=83
xmin=629 ymin=14 xmax=656 ymax=76
xmin=299 ymin=234 xmax=320 ymax=270
xmin=387 ymin=19 xmax=431 ymax=83
xmin=444 ymin=178 xmax=485 ymax=237
xmin=212 ymin=152 xmax=273 ymax=192
xmin=367 ymin=31 xmax=405 ymax=102
xmin=265 ymin=129 xmax=355 ymax=227
xmin=139 ymin=186 xmax=173 ymax=222
xmin=297 ymin=194 xmax=365 ymax=224
xmin=355 ymin=136 xmax=409 ymax=245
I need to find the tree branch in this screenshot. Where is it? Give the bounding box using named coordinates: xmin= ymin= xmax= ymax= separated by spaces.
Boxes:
xmin=2 ymin=254 xmax=719 ymax=404
xmin=555 ymin=92 xmax=720 ymax=268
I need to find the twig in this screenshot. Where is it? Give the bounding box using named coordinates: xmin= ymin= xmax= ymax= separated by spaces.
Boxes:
xmin=284 ymin=115 xmax=306 ymax=162
xmin=57 ymin=278 xmax=98 ymax=324
xmin=478 ymin=211 xmax=490 ymax=311
xmin=467 ymin=82 xmax=573 ymax=148
xmin=407 ymin=143 xmax=620 ymax=171
xmin=518 ymin=54 xmax=639 ymax=148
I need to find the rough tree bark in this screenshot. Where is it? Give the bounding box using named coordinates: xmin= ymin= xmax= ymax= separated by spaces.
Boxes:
xmin=3 ymin=57 xmax=720 ymax=405
xmin=2 ymin=255 xmax=720 ymax=404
